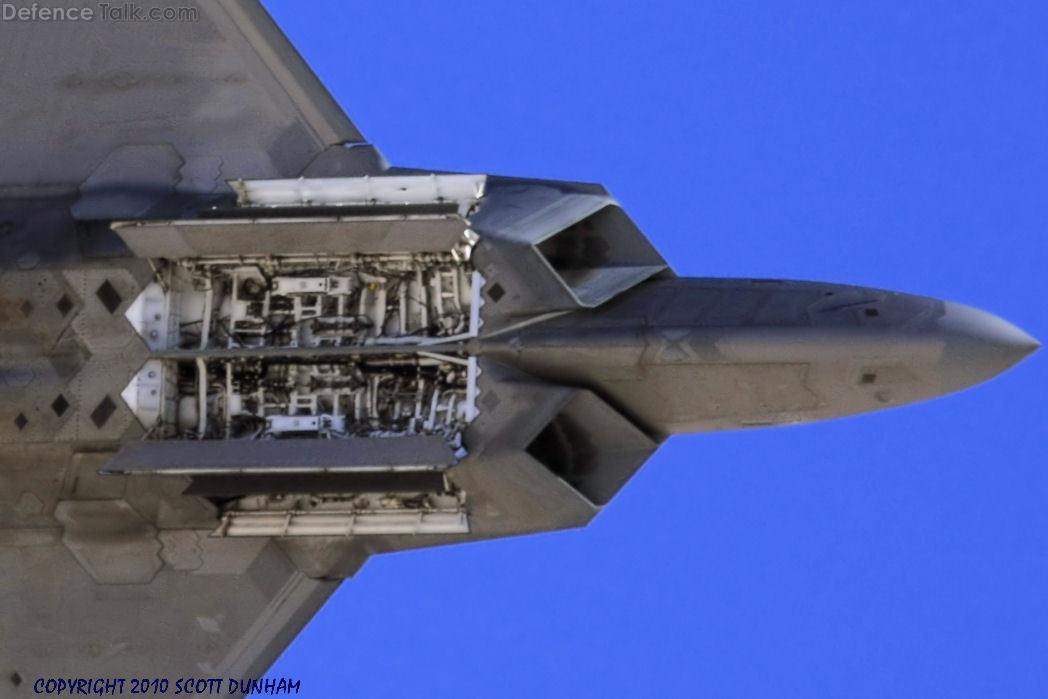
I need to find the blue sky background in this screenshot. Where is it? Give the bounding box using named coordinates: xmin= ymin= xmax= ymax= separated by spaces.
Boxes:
xmin=264 ymin=2 xmax=1046 ymax=696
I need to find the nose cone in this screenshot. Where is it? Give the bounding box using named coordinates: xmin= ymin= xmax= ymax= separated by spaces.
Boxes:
xmin=937 ymin=302 xmax=1040 ymax=393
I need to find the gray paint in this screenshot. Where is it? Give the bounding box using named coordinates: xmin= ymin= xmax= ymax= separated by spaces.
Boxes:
xmin=104 ymin=435 xmax=457 ymax=474
xmin=0 ymin=0 xmax=1039 ymax=691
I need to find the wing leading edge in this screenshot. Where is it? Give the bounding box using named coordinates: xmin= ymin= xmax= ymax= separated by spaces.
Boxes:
xmin=0 ymin=0 xmax=384 ymax=211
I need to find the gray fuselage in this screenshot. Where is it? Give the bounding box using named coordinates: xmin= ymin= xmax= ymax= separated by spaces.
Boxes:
xmin=485 ymin=277 xmax=1039 ymax=437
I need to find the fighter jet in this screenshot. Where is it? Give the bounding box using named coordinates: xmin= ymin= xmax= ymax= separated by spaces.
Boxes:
xmin=0 ymin=0 xmax=1037 ymax=686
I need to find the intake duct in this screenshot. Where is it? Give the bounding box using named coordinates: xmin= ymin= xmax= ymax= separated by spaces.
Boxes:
xmin=471 ymin=178 xmax=670 ymax=316
xmin=533 ymin=203 xmax=667 ymax=306
xmin=524 ymin=389 xmax=657 ymax=506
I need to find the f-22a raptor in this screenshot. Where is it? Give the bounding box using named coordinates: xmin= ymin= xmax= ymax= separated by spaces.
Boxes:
xmin=0 ymin=0 xmax=1037 ymax=684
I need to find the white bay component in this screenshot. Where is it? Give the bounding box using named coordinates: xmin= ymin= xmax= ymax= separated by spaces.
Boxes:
xmin=130 ymin=252 xmax=479 ymax=350
xmin=229 ymin=173 xmax=486 ymax=216
xmin=216 ymin=510 xmax=470 ymax=537
xmin=215 ymin=490 xmax=468 ymax=537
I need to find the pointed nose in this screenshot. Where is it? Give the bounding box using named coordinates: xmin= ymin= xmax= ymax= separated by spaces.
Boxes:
xmin=937 ymin=302 xmax=1040 ymax=393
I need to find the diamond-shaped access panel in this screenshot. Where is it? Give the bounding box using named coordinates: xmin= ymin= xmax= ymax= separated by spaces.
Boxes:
xmin=95 ymin=279 xmax=123 ymax=314
xmin=486 ymin=282 xmax=506 ymax=303
xmin=0 ymin=358 xmax=72 ymax=443
xmin=90 ymin=396 xmax=117 ymax=429
xmin=66 ymin=269 xmax=142 ymax=352
xmin=55 ymin=294 xmax=73 ymax=317
xmin=0 ymin=271 xmax=79 ymax=347
xmin=51 ymin=394 xmax=70 ymax=417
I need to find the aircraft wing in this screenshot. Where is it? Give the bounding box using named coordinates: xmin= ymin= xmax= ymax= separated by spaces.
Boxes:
xmin=0 ymin=0 xmax=384 ymax=220
xmin=0 ymin=362 xmax=658 ymax=683
xmin=0 ymin=450 xmax=347 ymax=681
